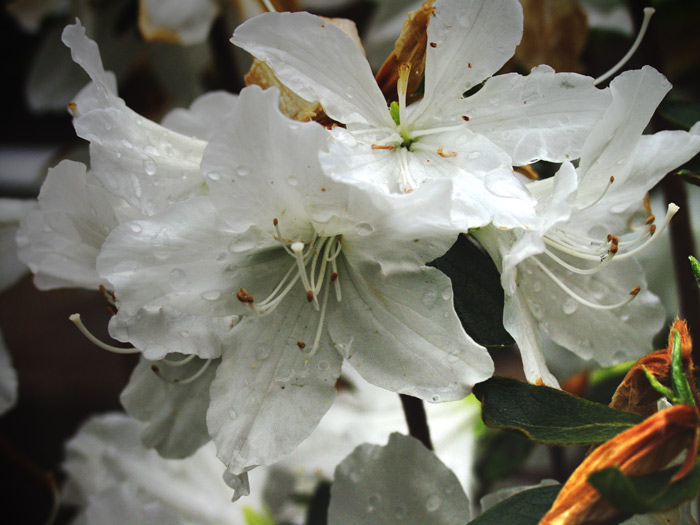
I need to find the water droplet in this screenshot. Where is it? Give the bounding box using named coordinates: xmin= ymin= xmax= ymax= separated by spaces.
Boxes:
xmin=580 ymin=339 xmax=593 ymax=354
xmin=105 ymin=122 xmax=112 ymax=131
xmin=533 ymin=280 xmax=543 ymax=292
xmin=527 ymin=298 xmax=544 ymax=320
xmin=168 ymin=268 xmax=187 ymax=289
xmin=179 ymin=330 xmax=190 ymax=337
xmin=356 ymin=223 xmax=374 ymax=236
xmin=468 ymin=151 xmax=481 ymax=159
xmin=275 ymin=365 xmax=294 ymax=383
xmin=349 ymin=469 xmax=362 ymax=483
xmin=393 ymin=504 xmax=407 ymax=519
xmin=200 ymin=290 xmax=221 ymax=301
xmin=426 ymin=494 xmax=441 ymax=512
xmin=229 ymin=409 xmax=237 ymax=420
xmin=229 ymin=238 xmax=255 ymax=253
xmin=144 ymin=145 xmax=160 ymax=157
xmin=562 ymin=298 xmax=578 ymax=315
xmin=431 ymin=395 xmax=441 ymax=402
xmin=256 ymin=347 xmax=271 ymax=361
xmin=440 ymin=286 xmax=452 ymax=301
xmin=287 ymin=176 xmax=299 ymax=186
xmin=422 ymin=289 xmax=438 ymax=308
xmin=207 ymin=172 xmax=221 ymax=181
xmin=318 ymin=360 xmax=329 ymax=370
xmin=367 ymin=494 xmax=381 ymax=512
xmin=143 ymin=159 xmax=157 ymax=176
xmin=121 ymin=139 xmax=133 ymax=150
xmin=446 ymin=349 xmax=459 ymax=363
xmin=236 ymin=165 xmax=250 ymax=177
xmin=621 ymin=313 xmax=630 ymax=322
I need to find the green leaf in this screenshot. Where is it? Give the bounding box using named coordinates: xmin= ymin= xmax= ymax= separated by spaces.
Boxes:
xmin=473 ymin=377 xmax=643 ymax=445
xmin=589 ymin=464 xmax=700 ymax=515
xmin=468 ymin=485 xmax=561 ymax=524
xmin=430 ymin=234 xmax=513 ymax=348
xmin=389 ymin=101 xmax=400 ymax=125
xmin=243 ymin=505 xmax=276 ymax=525
xmin=690 ymin=256 xmax=700 ymax=287
xmin=671 ymin=330 xmax=696 ymax=406
xmin=659 ymin=100 xmax=700 ymax=130
xmin=642 ymin=365 xmax=679 ymax=403
xmin=676 ymin=169 xmax=700 ymax=187
xmin=475 ymin=430 xmax=535 ymax=485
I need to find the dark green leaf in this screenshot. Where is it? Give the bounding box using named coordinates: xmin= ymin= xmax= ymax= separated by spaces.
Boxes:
xmin=430 ymin=234 xmax=513 ymax=348
xmin=690 ymin=256 xmax=700 ymax=287
xmin=468 ymin=484 xmax=561 ymax=524
xmin=676 ymin=169 xmax=700 ymax=187
xmin=305 ymin=480 xmax=331 ymax=525
xmin=589 ymin=464 xmax=700 ymax=515
xmin=659 ymin=100 xmax=700 ymax=130
xmin=475 ymin=429 xmax=535 ymax=485
xmin=473 ymin=377 xmax=643 ymax=445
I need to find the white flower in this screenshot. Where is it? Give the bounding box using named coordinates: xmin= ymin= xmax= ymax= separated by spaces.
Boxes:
xmin=97 ymin=84 xmax=493 ymax=478
xmin=232 ymin=0 xmax=610 ymax=230
xmin=473 ymin=66 xmax=700 ymax=386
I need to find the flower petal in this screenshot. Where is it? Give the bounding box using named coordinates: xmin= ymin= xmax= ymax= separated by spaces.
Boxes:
xmin=328 ymin=433 xmax=469 ymax=525
xmin=160 ymin=91 xmax=239 ymax=141
xmin=120 ymin=355 xmax=218 ymax=458
xmin=207 ymin=306 xmax=342 ymax=475
xmin=418 ymin=0 xmax=523 ymax=122
xmin=232 ymin=12 xmax=392 ymax=128
xmin=329 ymin=258 xmax=493 ymax=402
xmin=460 ymin=66 xmax=611 ymax=165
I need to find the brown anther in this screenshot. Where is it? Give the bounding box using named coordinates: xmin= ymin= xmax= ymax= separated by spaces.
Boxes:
xmin=611 ymin=235 xmax=619 ymax=246
xmin=645 ymin=215 xmax=656 ymax=225
xmin=151 ymin=364 xmax=160 ymax=373
xmin=461 ymin=115 xmax=470 ymax=121
xmin=297 ymin=341 xmax=306 ymax=349
xmin=236 ymin=288 xmax=254 ymax=303
xmin=606 ymin=234 xmax=612 ymax=242
xmin=610 ymin=175 xmax=615 ymax=183
xmin=437 ymin=146 xmax=457 ymax=158
xmin=330 ymin=272 xmax=338 ymax=282
xmin=610 ymin=245 xmax=619 ymax=255
xmin=467 ymin=62 xmax=472 ymax=68
xmin=273 ymin=218 xmax=278 ymax=226
xmin=372 ymin=144 xmax=395 ymax=150
xmin=67 ymin=102 xmax=77 ymax=117
xmin=429 ymin=42 xmax=437 ymax=48
xmin=649 ymin=224 xmax=657 ymax=236
xmin=306 ymin=290 xmax=315 ymax=302
xmin=630 ymin=286 xmax=641 ymax=296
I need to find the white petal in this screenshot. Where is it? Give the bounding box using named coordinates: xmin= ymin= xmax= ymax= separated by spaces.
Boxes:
xmin=517 ymin=256 xmax=665 ymax=366
xmin=139 ymin=0 xmax=218 ymax=45
xmin=418 ymin=0 xmax=523 ymax=122
xmin=120 ymin=356 xmax=218 ymax=458
xmin=461 ymin=66 xmax=611 ymax=164
xmin=161 ymin=91 xmax=239 ymax=141
xmin=232 ymin=12 xmax=392 ymax=128
xmin=328 ymin=433 xmax=469 ymax=525
xmin=0 ymin=198 xmax=34 ymax=292
xmin=207 ymin=307 xmax=342 ymax=474
xmin=16 ymin=160 xmax=125 ymax=290
xmin=577 ymin=66 xmax=672 ymax=202
xmin=329 ymin=259 xmax=493 ymax=401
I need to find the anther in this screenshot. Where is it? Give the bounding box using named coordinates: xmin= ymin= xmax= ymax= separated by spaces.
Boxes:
xmin=649 ymin=224 xmax=657 ymax=236
xmin=462 ymin=115 xmax=470 ymax=121
xmin=330 ymin=272 xmax=338 ymax=282
xmin=645 ymin=215 xmax=656 ymax=225
xmin=372 ymin=144 xmax=395 ymax=150
xmin=273 ymin=218 xmax=278 ymax=226
xmin=607 ymin=234 xmax=612 ymax=242
xmin=630 ymin=286 xmax=641 ymax=296
xmin=429 ymin=42 xmax=437 ymax=48
xmin=437 ymin=147 xmax=457 ymax=158
xmin=610 ymin=244 xmax=619 ymax=255
xmin=610 ymin=176 xmax=615 ymax=183
xmin=307 ymin=290 xmax=315 ymax=303
xmin=151 ymin=364 xmax=160 ymax=372
xmin=297 ymin=341 xmax=306 ymax=349
xmin=236 ymin=288 xmax=254 ymax=303
xmin=611 ymin=235 xmax=619 ymax=246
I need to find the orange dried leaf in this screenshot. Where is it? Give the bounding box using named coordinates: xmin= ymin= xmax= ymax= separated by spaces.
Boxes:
xmin=375 ymin=0 xmax=435 ymax=102
xmin=541 ymin=404 xmax=698 ymax=524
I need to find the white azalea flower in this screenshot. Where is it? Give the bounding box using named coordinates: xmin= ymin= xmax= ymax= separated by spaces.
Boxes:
xmin=473 ymin=66 xmax=700 ymax=386
xmin=232 ymin=0 xmax=610 ymax=230
xmin=97 ymin=83 xmax=492 ymax=479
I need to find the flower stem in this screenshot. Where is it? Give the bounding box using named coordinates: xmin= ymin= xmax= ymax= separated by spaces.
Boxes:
xmin=399 ymin=394 xmax=433 ymax=450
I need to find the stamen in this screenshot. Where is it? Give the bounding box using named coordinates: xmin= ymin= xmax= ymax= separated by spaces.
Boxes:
xmin=437 ymin=146 xmax=457 ymax=158
xmin=69 ymin=313 xmax=140 ymax=354
xmin=613 ymin=203 xmax=678 ymax=259
xmin=532 ymin=257 xmax=640 ymax=310
xmin=594 ymin=8 xmax=655 ymax=85
xmin=578 ymin=176 xmax=614 ymax=211
xmin=645 ymin=215 xmax=656 ymax=225
xmin=307 ymin=279 xmax=331 ymax=358
xmin=372 ymin=144 xmax=395 ymax=150
xmin=397 ymin=63 xmax=411 ymax=131
xmin=262 ymin=0 xmax=277 ymax=13
xmin=292 ymin=241 xmax=319 ymax=309
xmin=397 ymin=148 xmax=418 ymax=192
xmin=162 ymin=354 xmax=197 ymax=367
xmin=151 ymin=358 xmax=213 ymax=385
xmin=273 ymin=218 xmax=295 ymax=255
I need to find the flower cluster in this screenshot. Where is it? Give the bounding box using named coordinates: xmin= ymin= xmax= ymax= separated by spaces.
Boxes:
xmin=13 ymin=0 xmax=700 ymax=513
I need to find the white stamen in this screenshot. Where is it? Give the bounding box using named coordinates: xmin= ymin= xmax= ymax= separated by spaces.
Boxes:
xmin=578 ymin=176 xmax=615 ymax=211
xmin=532 ymin=257 xmax=640 ymax=310
xmin=69 ymin=313 xmax=140 ymax=354
xmin=397 ymin=148 xmax=418 ymax=192
xmin=307 ymin=279 xmax=331 ymax=358
xmin=262 ymin=0 xmax=277 ymax=13
xmin=543 ymin=244 xmax=616 ymax=275
xmin=151 ymin=358 xmax=213 ymax=385
xmin=612 ymin=203 xmax=678 ymax=259
xmin=292 ymin=241 xmax=319 ymax=309
xmin=594 ymin=8 xmax=655 ymax=86
xmin=162 ymin=354 xmax=197 ymax=367
xmin=406 ymin=123 xmax=465 ymax=140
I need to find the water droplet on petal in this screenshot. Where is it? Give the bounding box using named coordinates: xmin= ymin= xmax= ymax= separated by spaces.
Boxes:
xmin=393 ymin=504 xmax=407 ymax=519
xmin=367 ymin=494 xmax=381 ymax=512
xmin=144 ymin=145 xmax=160 ymax=157
xmin=426 ymin=495 xmax=441 ymax=512
xmin=422 ymin=289 xmax=438 ymax=308
xmin=318 ymin=360 xmax=330 ymax=371
xmin=349 ymin=469 xmax=362 ymax=483
xmin=562 ymin=298 xmax=578 ymax=315
xmin=236 ymin=165 xmax=250 ymax=177
xmin=468 ymin=151 xmax=481 ymax=160
xmin=287 ymin=176 xmax=299 ymax=187
xmin=201 ymin=290 xmax=221 ymax=301
xmin=527 ymin=298 xmax=544 ymax=320
xmin=533 ymin=280 xmax=543 ymax=293
xmin=143 ymin=159 xmax=157 ymax=176
xmin=121 ymin=139 xmax=133 ymax=150
xmin=621 ymin=313 xmax=630 ymax=322
xmin=356 ymin=222 xmax=374 ymax=236
xmin=169 ymin=268 xmax=187 ymax=289
xmin=431 ymin=395 xmax=441 ymax=402
xmin=256 ymin=347 xmax=271 ymax=361
xmin=440 ymin=286 xmax=452 ymax=301
xmin=105 ymin=122 xmax=112 ymax=131
xmin=275 ymin=365 xmax=294 ymax=383
xmin=207 ymin=172 xmax=221 ymax=181
xmin=179 ymin=330 xmax=190 ymax=337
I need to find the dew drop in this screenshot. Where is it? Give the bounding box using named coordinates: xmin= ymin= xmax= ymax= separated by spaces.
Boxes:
xmin=287 ymin=176 xmax=299 ymax=186
xmin=105 ymin=122 xmax=112 ymax=131
xmin=356 ymin=222 xmax=374 ymax=236
xmin=207 ymin=172 xmax=221 ymax=181
xmin=275 ymin=365 xmax=294 ymax=383
xmin=168 ymin=268 xmax=187 ymax=288
xmin=446 ymin=349 xmax=459 ymax=363
xmin=236 ymin=165 xmax=250 ymax=177
xmin=393 ymin=504 xmax=407 ymax=519
xmin=200 ymin=290 xmax=222 ymax=301
xmin=533 ymin=280 xmax=543 ymax=293
xmin=440 ymin=286 xmax=452 ymax=301
xmin=143 ymin=159 xmax=157 ymax=176
xmin=580 ymin=339 xmax=593 ymax=353
xmin=349 ymin=469 xmax=362 ymax=483
xmin=318 ymin=360 xmax=330 ymax=371
xmin=431 ymin=395 xmax=441 ymax=402
xmin=526 ymin=298 xmax=544 ymax=320
xmin=426 ymin=495 xmax=441 ymax=512
xmin=229 ymin=409 xmax=238 ymax=420
xmin=468 ymin=151 xmax=481 ymax=160
xmin=256 ymin=347 xmax=271 ymax=361
xmin=367 ymin=494 xmax=381 ymax=512
xmin=422 ymin=289 xmax=438 ymax=308
xmin=562 ymin=298 xmax=578 ymax=315
xmin=621 ymin=313 xmax=630 ymax=322
xmin=144 ymin=145 xmax=160 ymax=157
xmin=121 ymin=139 xmax=133 ymax=150
xmin=179 ymin=330 xmax=190 ymax=337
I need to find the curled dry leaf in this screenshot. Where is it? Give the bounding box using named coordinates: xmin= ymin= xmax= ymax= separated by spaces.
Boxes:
xmin=611 ymin=319 xmax=696 ymax=418
xmin=375 ymin=0 xmax=435 ymax=102
xmin=541 ymin=404 xmax=699 ymax=525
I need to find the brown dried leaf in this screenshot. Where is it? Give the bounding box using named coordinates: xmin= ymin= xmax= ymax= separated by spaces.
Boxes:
xmin=541 ymin=404 xmax=698 ymax=524
xmin=375 ymin=0 xmax=435 ymax=102
xmin=514 ymin=0 xmax=588 ymax=73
